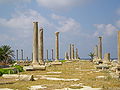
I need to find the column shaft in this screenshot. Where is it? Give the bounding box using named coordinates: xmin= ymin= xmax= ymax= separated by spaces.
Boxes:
xmin=69 ymin=44 xmax=72 ymax=60
xmin=118 ymin=31 xmax=120 ymax=63
xmin=38 ymin=28 xmax=44 ymax=64
xmin=55 ymin=32 xmax=59 ymax=60
xmin=32 ymin=22 xmax=39 ymax=64
xmin=98 ymin=37 xmax=102 ymax=59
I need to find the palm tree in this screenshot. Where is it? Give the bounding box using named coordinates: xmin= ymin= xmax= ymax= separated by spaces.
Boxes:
xmin=0 ymin=45 xmax=14 ymax=64
xmin=88 ymin=52 xmax=95 ymax=62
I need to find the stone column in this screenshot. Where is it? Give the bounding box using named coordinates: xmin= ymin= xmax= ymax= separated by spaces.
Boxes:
xmin=16 ymin=50 xmax=18 ymax=61
xmin=46 ymin=49 xmax=48 ymax=61
xmin=65 ymin=52 xmax=68 ymax=60
xmin=72 ymin=44 xmax=74 ymax=60
xmin=94 ymin=45 xmax=98 ymax=59
xmin=55 ymin=32 xmax=59 ymax=61
xmin=118 ymin=31 xmax=120 ymax=63
xmin=69 ymin=44 xmax=72 ymax=60
xmin=32 ymin=22 xmax=39 ymax=65
xmin=75 ymin=48 xmax=78 ymax=59
xmin=26 ymin=57 xmax=28 ymax=61
xmin=38 ymin=28 xmax=44 ymax=65
xmin=51 ymin=49 xmax=54 ymax=60
xmin=98 ymin=37 xmax=102 ymax=60
xmin=21 ymin=49 xmax=23 ymax=60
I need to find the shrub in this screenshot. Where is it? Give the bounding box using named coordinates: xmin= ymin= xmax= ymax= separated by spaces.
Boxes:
xmin=11 ymin=65 xmax=24 ymax=72
xmin=0 ymin=69 xmax=14 ymax=76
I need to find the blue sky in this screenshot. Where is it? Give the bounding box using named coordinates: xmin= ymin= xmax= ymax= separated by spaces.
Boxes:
xmin=0 ymin=0 xmax=120 ymax=59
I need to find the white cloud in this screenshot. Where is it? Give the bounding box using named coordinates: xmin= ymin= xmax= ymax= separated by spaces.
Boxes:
xmin=0 ymin=9 xmax=52 ymax=38
xmin=94 ymin=24 xmax=117 ymax=37
xmin=36 ymin=0 xmax=91 ymax=10
xmin=51 ymin=14 xmax=81 ymax=33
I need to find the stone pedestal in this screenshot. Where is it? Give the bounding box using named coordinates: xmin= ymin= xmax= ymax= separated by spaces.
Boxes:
xmin=51 ymin=61 xmax=62 ymax=65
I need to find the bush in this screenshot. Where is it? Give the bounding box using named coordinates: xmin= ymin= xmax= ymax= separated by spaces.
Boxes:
xmin=0 ymin=69 xmax=14 ymax=76
xmin=11 ymin=65 xmax=24 ymax=72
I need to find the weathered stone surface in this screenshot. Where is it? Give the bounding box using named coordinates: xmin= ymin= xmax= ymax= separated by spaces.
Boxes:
xmin=28 ymin=85 xmax=47 ymax=90
xmin=23 ymin=66 xmax=34 ymax=71
xmin=96 ymin=76 xmax=107 ymax=79
xmin=103 ymin=53 xmax=110 ymax=64
xmin=95 ymin=64 xmax=109 ymax=69
xmin=33 ymin=65 xmax=46 ymax=70
xmin=51 ymin=61 xmax=62 ymax=65
xmin=2 ymin=74 xmax=35 ymax=81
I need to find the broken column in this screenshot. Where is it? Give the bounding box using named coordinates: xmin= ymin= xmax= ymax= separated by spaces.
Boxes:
xmin=98 ymin=36 xmax=102 ymax=60
xmin=32 ymin=22 xmax=39 ymax=65
xmin=103 ymin=53 xmax=110 ymax=64
xmin=38 ymin=28 xmax=44 ymax=65
xmin=55 ymin=32 xmax=59 ymax=61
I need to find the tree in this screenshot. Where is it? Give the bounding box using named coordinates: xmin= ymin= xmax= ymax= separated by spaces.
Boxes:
xmin=0 ymin=45 xmax=14 ymax=64
xmin=88 ymin=52 xmax=95 ymax=62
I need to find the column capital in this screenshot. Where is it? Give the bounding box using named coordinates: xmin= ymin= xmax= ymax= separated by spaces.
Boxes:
xmin=55 ymin=32 xmax=59 ymax=36
xmin=33 ymin=22 xmax=38 ymax=24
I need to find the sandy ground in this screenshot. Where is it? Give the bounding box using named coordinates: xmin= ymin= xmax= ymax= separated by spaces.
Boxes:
xmin=0 ymin=60 xmax=120 ymax=90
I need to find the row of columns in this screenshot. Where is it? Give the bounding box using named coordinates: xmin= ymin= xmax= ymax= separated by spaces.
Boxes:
xmin=16 ymin=49 xmax=24 ymax=60
xmin=94 ymin=36 xmax=102 ymax=60
xmin=32 ymin=22 xmax=44 ymax=65
xmin=65 ymin=44 xmax=79 ymax=60
xmin=32 ymin=22 xmax=60 ymax=65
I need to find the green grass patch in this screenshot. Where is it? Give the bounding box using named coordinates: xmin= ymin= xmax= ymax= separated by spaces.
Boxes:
xmin=0 ymin=68 xmax=14 ymax=76
xmin=59 ymin=60 xmax=67 ymax=63
xmin=11 ymin=65 xmax=24 ymax=72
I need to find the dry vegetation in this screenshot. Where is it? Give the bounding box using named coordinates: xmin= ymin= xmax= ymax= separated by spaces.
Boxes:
xmin=0 ymin=60 xmax=120 ymax=90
